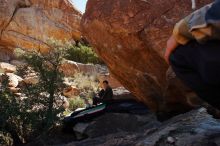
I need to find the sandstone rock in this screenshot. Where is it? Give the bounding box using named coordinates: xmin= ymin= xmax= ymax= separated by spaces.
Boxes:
xmin=60 ymin=60 xmax=107 ymax=77
xmin=63 ymin=86 xmax=80 ymax=98
xmin=0 ymin=62 xmax=16 ymax=73
xmin=23 ymin=76 xmax=39 ymax=85
xmin=81 ymin=0 xmax=212 ymax=112
xmin=0 ymin=0 xmax=82 ymax=57
xmin=5 ymin=73 xmax=23 ymax=87
xmin=60 ymin=60 xmax=80 ymax=77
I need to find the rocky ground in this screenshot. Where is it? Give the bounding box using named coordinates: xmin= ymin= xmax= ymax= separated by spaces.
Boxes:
xmin=28 ymin=108 xmax=220 ymax=146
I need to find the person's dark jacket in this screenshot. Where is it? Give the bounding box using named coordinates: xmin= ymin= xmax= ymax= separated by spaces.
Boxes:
xmin=98 ymin=86 xmax=113 ymax=103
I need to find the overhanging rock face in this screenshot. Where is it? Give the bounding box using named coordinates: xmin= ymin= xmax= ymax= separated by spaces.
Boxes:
xmin=81 ymin=0 xmax=212 ymax=112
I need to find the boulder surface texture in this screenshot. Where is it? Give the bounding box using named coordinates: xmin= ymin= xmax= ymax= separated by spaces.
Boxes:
xmin=81 ymin=0 xmax=212 ymax=112
xmin=0 ymin=0 xmax=82 ymax=61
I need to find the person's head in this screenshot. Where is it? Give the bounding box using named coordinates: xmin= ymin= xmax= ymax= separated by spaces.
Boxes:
xmin=102 ymin=80 xmax=109 ymax=89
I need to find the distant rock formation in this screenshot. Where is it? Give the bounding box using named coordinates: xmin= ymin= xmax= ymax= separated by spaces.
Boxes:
xmin=81 ymin=0 xmax=212 ymax=112
xmin=0 ymin=0 xmax=82 ymax=61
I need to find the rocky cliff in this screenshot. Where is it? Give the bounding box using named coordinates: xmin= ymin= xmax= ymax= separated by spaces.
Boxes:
xmin=81 ymin=0 xmax=213 ymax=112
xmin=0 ymin=0 xmax=82 ymax=61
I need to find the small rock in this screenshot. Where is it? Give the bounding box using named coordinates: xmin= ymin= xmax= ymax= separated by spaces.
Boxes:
xmin=0 ymin=62 xmax=16 ymax=73
xmin=9 ymin=87 xmax=20 ymax=93
xmin=6 ymin=73 xmax=23 ymax=87
xmin=63 ymin=86 xmax=80 ymax=98
xmin=23 ymin=76 xmax=39 ymax=85
xmin=167 ymin=136 xmax=175 ymax=144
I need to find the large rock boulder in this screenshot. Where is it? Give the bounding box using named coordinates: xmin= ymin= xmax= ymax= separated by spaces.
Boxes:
xmin=0 ymin=0 xmax=82 ymax=60
xmin=81 ymin=0 xmax=212 ymax=112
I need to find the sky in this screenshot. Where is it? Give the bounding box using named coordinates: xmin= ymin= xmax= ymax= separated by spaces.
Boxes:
xmin=71 ymin=0 xmax=88 ymax=13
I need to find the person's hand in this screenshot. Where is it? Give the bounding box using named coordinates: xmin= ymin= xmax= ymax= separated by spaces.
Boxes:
xmin=164 ymin=35 xmax=179 ymax=64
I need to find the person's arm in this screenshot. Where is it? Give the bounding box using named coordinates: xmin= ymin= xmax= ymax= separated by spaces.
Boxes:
xmin=98 ymin=89 xmax=105 ymax=98
xmin=102 ymin=87 xmax=113 ymax=101
xmin=165 ymin=1 xmax=220 ymax=64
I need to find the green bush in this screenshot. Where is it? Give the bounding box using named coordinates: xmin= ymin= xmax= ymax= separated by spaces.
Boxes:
xmin=18 ymin=40 xmax=67 ymax=130
xmin=0 ymin=39 xmax=104 ymax=145
xmin=65 ymin=43 xmax=104 ymax=64
xmin=0 ymin=75 xmax=22 ymax=145
xmin=68 ymin=97 xmax=86 ymax=111
xmin=65 ymin=73 xmax=100 ymax=107
xmin=0 ymin=40 xmax=68 ymax=145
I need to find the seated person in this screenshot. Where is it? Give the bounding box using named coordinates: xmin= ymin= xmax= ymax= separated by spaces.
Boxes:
xmin=93 ymin=80 xmax=113 ymax=105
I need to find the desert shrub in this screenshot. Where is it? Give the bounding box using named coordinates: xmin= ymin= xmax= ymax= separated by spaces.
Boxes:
xmin=17 ymin=40 xmax=67 ymax=131
xmin=0 ymin=40 xmax=68 ymax=145
xmin=0 ymin=39 xmax=104 ymax=145
xmin=68 ymin=97 xmax=86 ymax=111
xmin=66 ymin=73 xmax=99 ymax=98
xmin=64 ymin=73 xmax=100 ymax=109
xmin=0 ymin=75 xmax=22 ymax=145
xmin=65 ymin=43 xmax=104 ymax=64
